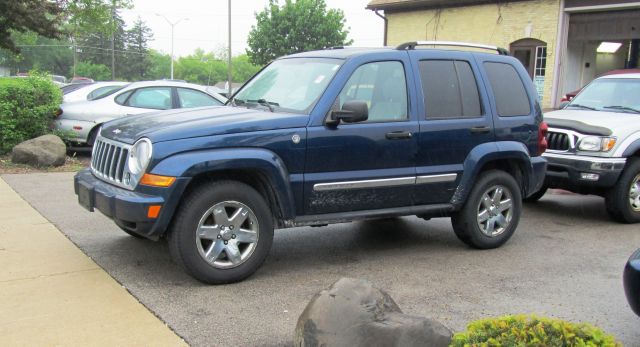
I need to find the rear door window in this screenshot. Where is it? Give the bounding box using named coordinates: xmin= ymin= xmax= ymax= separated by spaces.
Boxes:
xmin=484 ymin=62 xmax=531 ymax=117
xmin=126 ymin=87 xmax=173 ymax=110
xmin=419 ymin=60 xmax=482 ymax=119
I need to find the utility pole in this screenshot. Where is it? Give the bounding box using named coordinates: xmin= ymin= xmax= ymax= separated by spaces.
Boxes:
xmin=227 ymin=0 xmax=232 ymax=97
xmin=156 ymin=14 xmax=188 ymax=80
xmin=111 ymin=0 xmax=116 ymax=80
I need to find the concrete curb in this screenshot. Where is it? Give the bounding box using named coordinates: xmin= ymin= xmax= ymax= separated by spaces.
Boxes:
xmin=0 ymin=177 xmax=187 ymax=346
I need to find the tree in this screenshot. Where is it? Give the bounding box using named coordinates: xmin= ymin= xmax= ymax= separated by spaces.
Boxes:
xmin=0 ymin=0 xmax=64 ymax=53
xmin=75 ymin=61 xmax=111 ymax=80
xmin=146 ymin=49 xmax=171 ymax=80
xmin=246 ymin=0 xmax=352 ymax=65
xmin=123 ymin=18 xmax=153 ymax=80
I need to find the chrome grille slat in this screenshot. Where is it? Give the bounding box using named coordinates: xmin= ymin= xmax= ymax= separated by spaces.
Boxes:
xmin=90 ymin=136 xmax=133 ymax=189
xmin=547 ymin=131 xmax=570 ymax=151
xmin=115 ymin=148 xmax=125 ymax=181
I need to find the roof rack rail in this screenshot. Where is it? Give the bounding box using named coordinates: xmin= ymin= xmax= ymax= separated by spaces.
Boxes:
xmin=396 ymin=41 xmax=510 ymax=55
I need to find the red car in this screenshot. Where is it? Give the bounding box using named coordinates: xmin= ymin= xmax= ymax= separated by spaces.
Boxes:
xmin=561 ymin=68 xmax=640 ymax=103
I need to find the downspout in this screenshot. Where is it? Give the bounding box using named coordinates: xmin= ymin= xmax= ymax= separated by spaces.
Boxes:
xmin=374 ymin=9 xmax=388 ymax=46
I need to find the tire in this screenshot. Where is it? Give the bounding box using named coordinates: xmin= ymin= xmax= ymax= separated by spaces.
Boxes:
xmin=523 ymin=185 xmax=548 ymax=203
xmin=605 ymin=158 xmax=640 ymax=224
xmin=168 ymin=181 xmax=274 ymax=284
xmin=451 ymin=170 xmax=522 ymax=249
xmin=87 ymin=125 xmax=101 ymax=146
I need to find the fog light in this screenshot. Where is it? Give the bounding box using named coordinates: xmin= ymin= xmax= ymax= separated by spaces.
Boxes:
xmin=580 ymin=173 xmax=600 ymax=181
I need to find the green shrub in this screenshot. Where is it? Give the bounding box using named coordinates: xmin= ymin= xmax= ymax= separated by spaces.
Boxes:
xmin=451 ymin=315 xmax=621 ymax=347
xmin=0 ymin=76 xmax=62 ymax=154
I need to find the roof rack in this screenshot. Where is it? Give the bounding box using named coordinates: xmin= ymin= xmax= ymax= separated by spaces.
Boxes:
xmin=396 ymin=41 xmax=510 ymax=55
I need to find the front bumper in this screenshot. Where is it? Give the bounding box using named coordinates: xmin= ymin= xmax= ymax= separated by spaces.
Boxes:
xmin=624 ymin=248 xmax=640 ymax=317
xmin=542 ymin=152 xmax=625 ymax=191
xmin=74 ymin=168 xmax=188 ymax=239
xmin=55 ymin=119 xmax=94 ymax=143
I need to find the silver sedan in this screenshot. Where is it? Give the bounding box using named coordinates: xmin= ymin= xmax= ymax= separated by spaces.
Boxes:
xmin=55 ymin=80 xmax=227 ymax=145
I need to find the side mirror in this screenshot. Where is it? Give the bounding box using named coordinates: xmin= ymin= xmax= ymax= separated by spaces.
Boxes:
xmin=559 ymin=101 xmax=570 ymax=109
xmin=328 ymin=100 xmax=368 ymax=126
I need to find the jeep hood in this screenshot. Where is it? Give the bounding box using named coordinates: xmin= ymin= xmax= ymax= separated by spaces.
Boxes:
xmin=546 ymin=109 xmax=638 ymax=136
xmin=100 ymin=106 xmax=309 ymax=144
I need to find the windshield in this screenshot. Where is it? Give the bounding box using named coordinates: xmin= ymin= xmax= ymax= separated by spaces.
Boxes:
xmin=231 ymin=58 xmax=342 ymax=114
xmin=568 ymin=78 xmax=640 ymax=114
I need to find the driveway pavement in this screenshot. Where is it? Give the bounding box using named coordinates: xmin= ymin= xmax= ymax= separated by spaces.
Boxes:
xmin=3 ymin=171 xmax=640 ymax=346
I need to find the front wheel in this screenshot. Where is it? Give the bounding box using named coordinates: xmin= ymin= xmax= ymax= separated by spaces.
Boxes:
xmin=451 ymin=170 xmax=522 ymax=249
xmin=168 ymin=181 xmax=274 ymax=284
xmin=605 ymin=158 xmax=640 ymax=223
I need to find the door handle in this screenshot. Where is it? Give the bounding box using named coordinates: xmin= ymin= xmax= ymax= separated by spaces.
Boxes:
xmin=385 ymin=131 xmax=413 ymax=140
xmin=469 ymin=126 xmax=490 ymax=134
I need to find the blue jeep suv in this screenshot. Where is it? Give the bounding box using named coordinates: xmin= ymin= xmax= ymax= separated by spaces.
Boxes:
xmin=75 ymin=42 xmax=548 ymax=284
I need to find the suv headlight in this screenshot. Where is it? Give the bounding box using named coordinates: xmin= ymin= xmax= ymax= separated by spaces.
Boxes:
xmin=128 ymin=138 xmax=153 ymax=175
xmin=578 ymin=136 xmax=616 ymax=152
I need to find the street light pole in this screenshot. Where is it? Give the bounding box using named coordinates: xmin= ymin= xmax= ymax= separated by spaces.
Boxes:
xmin=156 ymin=14 xmax=188 ymax=80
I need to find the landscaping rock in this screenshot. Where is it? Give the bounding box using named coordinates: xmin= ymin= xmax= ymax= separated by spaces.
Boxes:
xmin=11 ymin=135 xmax=66 ymax=167
xmin=294 ymin=278 xmax=452 ymax=347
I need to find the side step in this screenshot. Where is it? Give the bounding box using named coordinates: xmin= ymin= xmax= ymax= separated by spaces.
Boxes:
xmin=292 ymin=204 xmax=454 ymax=227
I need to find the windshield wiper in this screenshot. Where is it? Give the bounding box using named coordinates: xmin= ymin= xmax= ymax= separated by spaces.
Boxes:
xmin=566 ymin=103 xmax=597 ymax=111
xmin=603 ymin=105 xmax=640 ymax=114
xmin=228 ymin=97 xmax=246 ymax=107
xmin=247 ymin=99 xmax=279 ymax=112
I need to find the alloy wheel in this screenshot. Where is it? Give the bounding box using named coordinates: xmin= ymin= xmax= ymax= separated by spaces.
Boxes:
xmin=476 ymin=185 xmax=513 ymax=237
xmin=195 ymin=201 xmax=259 ymax=269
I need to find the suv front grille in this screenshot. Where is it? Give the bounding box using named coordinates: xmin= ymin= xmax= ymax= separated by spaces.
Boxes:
xmin=546 ymin=131 xmax=570 ymax=151
xmin=91 ymin=137 xmax=130 ymax=184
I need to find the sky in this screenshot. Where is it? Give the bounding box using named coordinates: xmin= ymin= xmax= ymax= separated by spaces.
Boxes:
xmin=120 ymin=0 xmax=384 ymax=58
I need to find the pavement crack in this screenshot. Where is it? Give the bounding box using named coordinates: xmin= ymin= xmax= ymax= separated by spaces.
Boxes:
xmin=0 ymin=268 xmax=99 ymax=283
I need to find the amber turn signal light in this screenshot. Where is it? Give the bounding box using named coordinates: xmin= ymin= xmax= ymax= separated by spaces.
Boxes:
xmin=147 ymin=205 xmax=162 ymax=218
xmin=140 ymin=173 xmax=176 ymax=187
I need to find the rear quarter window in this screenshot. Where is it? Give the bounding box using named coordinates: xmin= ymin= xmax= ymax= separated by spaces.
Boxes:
xmin=484 ymin=62 xmax=531 ymax=117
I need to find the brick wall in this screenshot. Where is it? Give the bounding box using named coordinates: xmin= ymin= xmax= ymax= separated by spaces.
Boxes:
xmin=386 ymin=0 xmax=561 ymax=107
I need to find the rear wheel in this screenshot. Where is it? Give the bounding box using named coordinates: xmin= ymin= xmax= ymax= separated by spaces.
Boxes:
xmin=451 ymin=170 xmax=522 ymax=249
xmin=168 ymin=181 xmax=274 ymax=284
xmin=606 ymin=158 xmax=640 ymax=223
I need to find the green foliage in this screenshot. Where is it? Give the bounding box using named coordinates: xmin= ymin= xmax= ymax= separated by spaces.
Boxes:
xmin=450 ymin=315 xmax=621 ymax=347
xmin=146 ymin=49 xmax=171 ymax=80
xmin=0 ymin=0 xmax=64 ymax=53
xmin=75 ymin=62 xmax=111 ymax=81
xmin=172 ymin=50 xmax=261 ymax=85
xmin=247 ymin=0 xmax=352 ymax=65
xmin=232 ymin=55 xmax=262 ymax=83
xmin=63 ymin=0 xmax=132 ymax=37
xmin=0 ymin=77 xmax=62 ymax=154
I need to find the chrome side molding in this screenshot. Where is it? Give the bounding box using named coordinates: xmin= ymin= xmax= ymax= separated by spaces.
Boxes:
xmin=313 ymin=173 xmax=458 ymax=192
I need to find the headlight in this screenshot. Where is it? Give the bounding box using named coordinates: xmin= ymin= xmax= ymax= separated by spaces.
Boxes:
xmin=128 ymin=138 xmax=152 ymax=175
xmin=578 ymin=136 xmax=616 ymax=152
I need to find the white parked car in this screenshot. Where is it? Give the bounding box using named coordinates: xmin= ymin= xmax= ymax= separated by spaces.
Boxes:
xmin=63 ymin=81 xmax=129 ymax=103
xmin=533 ymin=73 xmax=640 ymax=223
xmin=55 ymin=81 xmax=227 ymax=145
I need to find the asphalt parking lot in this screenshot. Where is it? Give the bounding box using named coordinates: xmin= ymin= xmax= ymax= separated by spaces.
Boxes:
xmin=4 ymin=171 xmax=640 ymax=346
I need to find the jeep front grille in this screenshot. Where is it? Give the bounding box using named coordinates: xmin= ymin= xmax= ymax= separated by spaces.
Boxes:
xmin=546 ymin=131 xmax=570 ymax=151
xmin=91 ymin=136 xmax=130 ymax=185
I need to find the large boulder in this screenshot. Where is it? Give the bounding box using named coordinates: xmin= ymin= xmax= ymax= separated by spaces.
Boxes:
xmin=11 ymin=135 xmax=66 ymax=167
xmin=295 ymin=278 xmax=452 ymax=347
